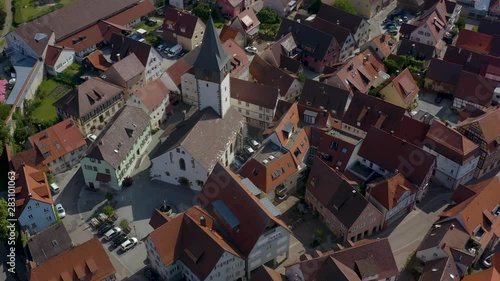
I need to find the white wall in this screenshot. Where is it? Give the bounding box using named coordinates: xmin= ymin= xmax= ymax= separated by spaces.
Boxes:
xmin=410 ymin=26 xmax=438 ymax=46
xmin=47 ymin=145 xmax=87 ymax=174
xmin=206 ymin=252 xmax=246 ymax=281
xmin=283 ymin=80 xmax=302 ymax=102
xmin=425 ymin=147 xmax=479 ymax=189
xmin=231 ymin=98 xmax=276 ymax=128
xmin=353 ymin=20 xmax=370 ymax=45
xmin=146 ymin=49 xmax=163 ymax=82
xmin=248 ymin=226 xmax=290 ymax=273
xmin=18 ymin=200 xmax=56 ymax=234
xmin=128 ymin=94 xmax=169 ymax=129
xmin=339 ymin=35 xmax=356 ymax=62
xmin=150 ymin=147 xmax=210 ymax=191
xmin=197 ymin=75 xmax=231 ymax=118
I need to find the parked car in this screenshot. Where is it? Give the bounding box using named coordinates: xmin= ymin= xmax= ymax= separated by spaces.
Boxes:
xmin=483 ymin=255 xmax=493 ymax=268
xmin=56 ymin=204 xmax=66 ymax=218
xmin=397 ymin=19 xmax=404 ymax=25
xmin=247 ymin=139 xmax=260 ymax=150
xmin=403 ymin=15 xmax=409 ymax=22
xmin=104 ymin=227 xmax=122 ymax=240
xmin=86 ymin=134 xmax=97 ymax=142
xmin=244 ymin=145 xmax=255 ymax=154
xmin=389 ymin=29 xmax=398 ymax=36
xmin=167 ymin=44 xmax=183 ymax=58
xmin=50 ymin=183 xmax=60 ymax=194
xmin=98 ymin=223 xmax=114 ymax=235
xmin=157 ymin=44 xmax=165 ymax=51
xmin=120 ymin=237 xmax=138 ymax=251
xmin=385 ymin=22 xmax=396 ymax=28
xmin=112 ymin=234 xmax=128 ymax=247
xmin=245 ymin=46 xmax=258 ymax=54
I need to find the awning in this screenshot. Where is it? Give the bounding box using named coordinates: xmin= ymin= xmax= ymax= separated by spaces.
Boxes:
xmin=96 ymin=173 xmax=111 ymax=183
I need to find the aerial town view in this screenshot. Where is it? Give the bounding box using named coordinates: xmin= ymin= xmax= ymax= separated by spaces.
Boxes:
xmin=0 ymin=0 xmax=499 ymax=280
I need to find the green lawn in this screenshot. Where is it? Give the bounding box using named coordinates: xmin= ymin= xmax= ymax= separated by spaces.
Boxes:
xmin=135 ymin=20 xmax=162 ymax=33
xmin=31 ymin=79 xmax=71 ymax=124
xmin=13 ymin=0 xmax=77 ymax=25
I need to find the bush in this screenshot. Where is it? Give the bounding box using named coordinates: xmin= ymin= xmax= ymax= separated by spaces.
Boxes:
xmin=119 ymin=218 xmax=129 ymax=229
xmin=257 ymin=8 xmax=281 ymax=24
xmin=103 ymin=205 xmax=114 ymax=217
xmin=194 ymin=3 xmax=211 ymax=21
xmin=332 ymin=0 xmax=357 ymax=15
xmin=385 ymin=59 xmax=400 ymax=75
xmin=46 ymin=172 xmax=54 ymax=184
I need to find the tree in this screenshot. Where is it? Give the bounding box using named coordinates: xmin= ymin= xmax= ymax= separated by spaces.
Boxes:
xmin=308 ymin=0 xmax=322 ymax=13
xmin=0 ymin=199 xmax=9 ymax=241
xmin=333 ymin=0 xmax=357 ymax=15
xmin=0 ymin=123 xmax=12 ymax=156
xmin=456 ymin=17 xmax=466 ymax=30
xmin=105 ymin=192 xmax=114 ymax=203
xmin=194 ymin=3 xmax=211 ymax=21
xmin=384 ymin=59 xmax=401 ymax=75
xmin=103 ymin=205 xmax=114 ymax=217
xmin=119 ymin=218 xmax=129 ymax=230
xmin=256 ymin=8 xmax=281 ymax=24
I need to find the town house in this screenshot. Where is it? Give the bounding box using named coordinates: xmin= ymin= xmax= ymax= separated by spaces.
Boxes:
xmin=163 ymin=8 xmax=206 ymax=51
xmin=103 ymin=53 xmax=145 ymax=100
xmin=127 ymin=79 xmax=170 ymax=129
xmin=316 ymin=4 xmax=370 ymax=46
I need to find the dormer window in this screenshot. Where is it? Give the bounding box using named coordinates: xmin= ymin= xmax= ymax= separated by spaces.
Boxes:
xmin=473 ymin=225 xmax=485 ymax=240
xmin=492 ymin=204 xmax=500 ymax=217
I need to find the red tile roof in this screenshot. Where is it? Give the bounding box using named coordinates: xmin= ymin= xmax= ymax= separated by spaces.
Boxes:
xmin=134 ymin=79 xmax=169 ymax=112
xmin=286 ymin=238 xmax=398 ymax=280
xmin=149 ymin=206 xmax=241 ymax=280
xmin=358 ymin=127 xmax=436 ymax=187
xmin=393 ymin=115 xmax=430 ymax=147
xmin=366 ymin=34 xmax=397 ymax=60
xmin=149 ymin=209 xmax=171 ymax=229
xmin=419 ymin=256 xmax=460 ymax=281
xmin=252 ymin=266 xmax=286 ymax=281
xmin=163 ymin=8 xmax=201 ymax=40
xmin=10 ymin=147 xmax=48 ymax=172
xmin=57 ymin=20 xmax=130 ymax=53
xmin=223 ymin=39 xmax=250 ymax=78
xmin=28 ymin=119 xmax=86 ymax=167
xmin=249 ymin=55 xmax=296 ymax=98
xmin=462 ymin=253 xmax=500 ymax=281
xmin=456 ymin=29 xmax=494 ymax=55
xmin=458 ymin=106 xmax=500 ymax=147
xmin=230 ymin=78 xmax=279 ymax=109
xmin=315 ymin=128 xmax=362 ymax=172
xmin=44 ymin=45 xmax=73 ymax=67
xmin=342 ymin=91 xmax=407 ymax=135
xmin=219 ymin=25 xmax=243 ymax=43
xmin=367 ymin=173 xmax=417 ymax=211
xmin=85 ymin=50 xmax=112 ymax=72
xmin=237 ymin=8 xmax=260 ymax=33
xmin=198 ymin=163 xmax=290 ymax=257
xmin=424 ymin=120 xmax=480 ymax=165
xmin=105 ymin=0 xmax=156 ymax=26
xmin=30 ymin=238 xmax=116 ymax=281
xmin=15 ymin=165 xmax=53 ymax=217
xmin=166 ymin=58 xmax=192 ymax=87
xmin=417 ymin=219 xmax=470 ymax=256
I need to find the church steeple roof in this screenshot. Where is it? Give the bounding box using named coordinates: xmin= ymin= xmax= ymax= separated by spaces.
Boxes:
xmin=194 ymin=16 xmax=231 ymax=73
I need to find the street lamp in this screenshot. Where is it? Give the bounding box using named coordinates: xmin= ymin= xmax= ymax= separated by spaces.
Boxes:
xmin=133 ymin=225 xmax=138 ymax=238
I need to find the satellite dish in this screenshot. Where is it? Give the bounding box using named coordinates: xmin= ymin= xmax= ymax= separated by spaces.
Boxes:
xmin=9 ymin=78 xmax=16 ymax=84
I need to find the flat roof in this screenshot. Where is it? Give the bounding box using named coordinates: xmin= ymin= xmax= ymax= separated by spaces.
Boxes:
xmin=260 ymin=198 xmax=281 ymax=217
xmin=242 ymin=178 xmax=262 ymax=196
xmin=6 ymin=58 xmax=37 ymax=106
xmin=325 ymin=129 xmax=361 ymax=145
xmin=253 ymin=142 xmax=287 ymax=165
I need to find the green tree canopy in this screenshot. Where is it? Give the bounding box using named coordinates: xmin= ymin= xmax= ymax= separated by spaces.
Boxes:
xmin=0 ymin=199 xmax=9 ymax=241
xmin=333 ymin=0 xmax=357 ymax=15
xmin=257 ymin=8 xmax=281 ymax=24
xmin=194 ymin=3 xmax=211 ymax=21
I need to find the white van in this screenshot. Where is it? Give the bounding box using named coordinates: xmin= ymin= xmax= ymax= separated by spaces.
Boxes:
xmin=50 ymin=183 xmax=60 ymax=194
xmin=167 ymin=44 xmax=183 ymax=58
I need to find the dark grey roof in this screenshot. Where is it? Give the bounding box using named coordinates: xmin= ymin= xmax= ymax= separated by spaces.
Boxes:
xmin=194 ymin=17 xmax=231 ymax=73
xmin=426 ymin=58 xmax=463 ymax=85
xmin=276 ymin=18 xmax=334 ymax=60
xmin=110 ymin=33 xmax=153 ymax=66
xmin=152 ymin=107 xmax=244 ymax=171
xmin=299 ymin=79 xmax=352 ymax=120
xmin=396 ymin=38 xmax=436 ymax=61
xmin=27 ymin=222 xmax=72 ymax=265
xmin=316 ymin=3 xmax=365 ymax=34
xmin=478 ymin=18 xmax=500 ymax=36
xmin=86 ymin=106 xmax=150 ymax=168
xmin=104 ymin=53 xmax=145 ymax=84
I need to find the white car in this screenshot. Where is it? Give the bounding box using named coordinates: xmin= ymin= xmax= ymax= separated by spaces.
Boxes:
xmin=248 ymin=139 xmax=260 ymax=149
xmin=120 ymin=237 xmax=138 ymax=251
xmin=157 ymin=44 xmax=165 ymax=51
xmin=483 ymin=255 xmax=493 ymax=268
xmin=104 ymin=227 xmax=122 ymax=240
xmin=245 ymin=46 xmax=258 ymax=54
xmin=244 ymin=145 xmax=255 ymax=154
xmin=55 ymin=204 xmax=66 ymax=218
xmin=86 ymin=134 xmax=97 ymax=142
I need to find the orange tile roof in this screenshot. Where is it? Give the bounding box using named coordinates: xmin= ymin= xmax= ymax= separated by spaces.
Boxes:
xmin=383 ymin=68 xmax=419 ymax=104
xmin=219 ymin=25 xmax=243 ymax=43
xmin=440 ymin=177 xmax=500 ymax=240
xmin=456 ymin=29 xmax=494 ymax=55
xmin=85 ymin=50 xmax=112 ymax=72
xmin=44 ymin=45 xmax=73 ymax=67
xmin=458 ymin=106 xmax=500 ymax=146
xmin=30 ymin=238 xmax=116 ymax=281
xmin=28 ymin=119 xmax=86 ymax=167
xmin=106 ymin=0 xmax=156 ymax=26
xmin=368 ymin=34 xmax=397 ymax=59
xmin=15 ymin=165 xmax=53 ymax=217
xmin=367 ymin=173 xmax=417 ymax=211
xmin=149 ymin=206 xmax=241 ymax=280
xmin=425 ymin=120 xmax=480 ymax=165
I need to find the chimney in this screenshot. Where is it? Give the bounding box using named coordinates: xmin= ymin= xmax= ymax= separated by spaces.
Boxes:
xmin=117 ymin=53 xmax=121 ymax=61
xmin=450 ymin=224 xmax=455 ymax=230
xmin=395 ymin=169 xmax=399 ymax=174
xmin=200 ymin=216 xmax=206 ymax=227
xmin=336 ymin=20 xmax=340 ymax=25
xmin=390 ymin=130 xmax=394 ymax=135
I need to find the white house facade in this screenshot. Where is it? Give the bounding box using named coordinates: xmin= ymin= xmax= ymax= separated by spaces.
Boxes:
xmin=145 ymin=49 xmax=163 ymax=83
xmin=247 ymin=226 xmax=290 ymax=274
xmin=425 ymin=148 xmax=479 ymax=189
xmin=181 ymin=72 xmax=198 ymax=106
xmin=46 ymin=48 xmax=75 ymax=76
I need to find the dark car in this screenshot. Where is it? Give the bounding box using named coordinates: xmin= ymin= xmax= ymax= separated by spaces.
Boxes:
xmin=435 ymin=95 xmax=443 ymax=104
xmin=143 ymin=267 xmax=160 ymax=281
xmin=98 ymin=223 xmax=113 ymax=235
xmin=112 ymin=234 xmax=128 ymax=247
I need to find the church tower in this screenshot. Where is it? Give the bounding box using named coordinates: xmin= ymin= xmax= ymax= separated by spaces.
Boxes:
xmin=194 ymin=17 xmax=231 ymax=118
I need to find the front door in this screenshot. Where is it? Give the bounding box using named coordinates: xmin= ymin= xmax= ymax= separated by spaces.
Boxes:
xmin=89 ymin=182 xmax=95 ymax=189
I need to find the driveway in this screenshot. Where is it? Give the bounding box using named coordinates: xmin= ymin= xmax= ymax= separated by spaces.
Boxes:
xmin=416 ymin=91 xmax=459 ymax=126
xmin=368 ymin=1 xmax=397 ymax=40
xmin=371 ymin=185 xmax=453 ymax=270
